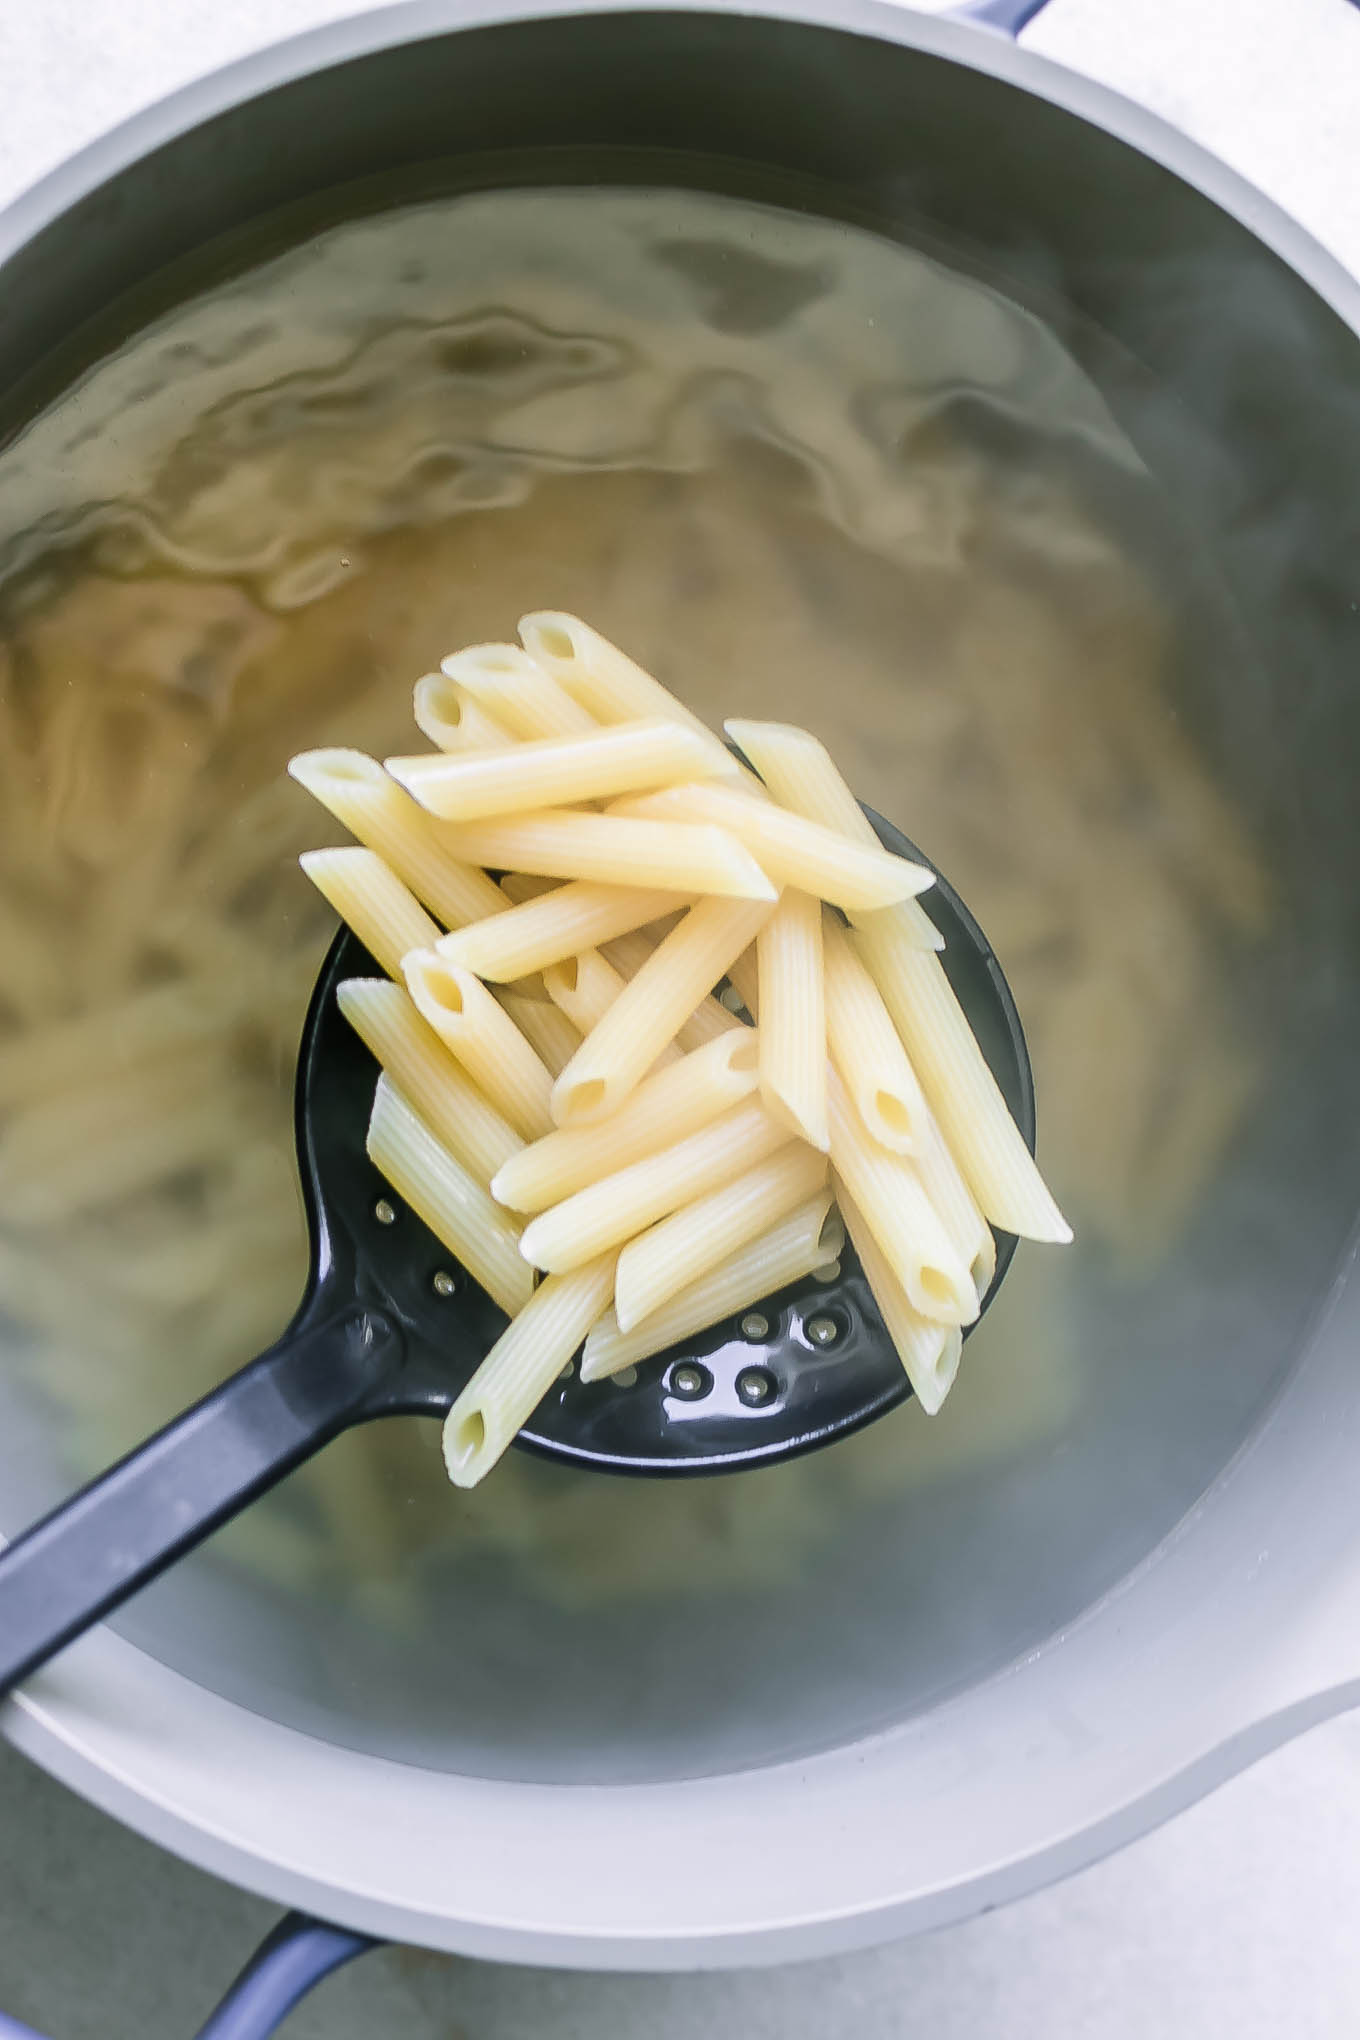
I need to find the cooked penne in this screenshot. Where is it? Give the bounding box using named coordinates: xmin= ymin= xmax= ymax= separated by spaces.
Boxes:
xmin=413 ymin=672 xmax=516 ymax=752
xmin=542 ymin=948 xmax=678 ymax=1068
xmin=598 ymin=926 xmax=736 ymax=1047
xmin=299 ymin=847 xmax=440 ymax=979
xmin=519 ymin=1095 xmax=788 ymax=1272
xmin=365 ymin=1077 xmax=532 ymax=1317
xmin=425 ymin=810 xmax=776 ymax=900
xmin=289 ymin=750 xmax=507 ymax=928
xmin=436 ymin=882 xmax=681 ymax=980
xmin=581 ymin=1192 xmax=843 ymax=1380
xmin=837 ymin=1189 xmax=963 ymax=1415
xmin=403 ymin=950 xmax=555 ymax=1140
xmin=724 ymin=719 xmax=942 ymax=950
xmin=850 ymin=920 xmax=1071 ymax=1243
xmin=827 ymin=1068 xmax=978 ymax=1325
xmin=518 ymin=612 xmax=738 ymax=775
xmin=442 ymin=1253 xmax=617 ymax=1488
xmin=497 ymin=991 xmax=581 ymax=1077
xmin=336 ymin=978 xmax=522 ymax=1185
xmin=613 ymin=782 xmax=933 ymax=913
xmin=756 ymin=889 xmax=827 ymax=1149
xmin=552 ymin=895 xmax=775 ymax=1125
xmin=492 ymin=1030 xmax=761 ymax=1212
xmin=387 ymin=718 xmax=720 ymax=821
xmin=615 ymin=1142 xmax=828 ymax=1331
xmin=912 ymin=1111 xmax=997 ymax=1300
xmin=822 ymin=914 xmax=928 ymax=1154
xmin=440 ymin=643 xmax=596 ymax=739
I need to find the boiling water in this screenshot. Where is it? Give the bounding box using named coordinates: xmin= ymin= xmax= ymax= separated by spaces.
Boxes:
xmin=0 ymin=185 xmax=1334 ymax=1782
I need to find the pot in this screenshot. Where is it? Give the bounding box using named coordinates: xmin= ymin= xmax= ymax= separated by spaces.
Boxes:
xmin=1 ymin=0 xmax=1358 ymax=1968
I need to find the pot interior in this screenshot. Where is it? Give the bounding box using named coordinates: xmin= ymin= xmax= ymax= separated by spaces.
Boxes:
xmin=1 ymin=13 xmax=1358 ymax=1787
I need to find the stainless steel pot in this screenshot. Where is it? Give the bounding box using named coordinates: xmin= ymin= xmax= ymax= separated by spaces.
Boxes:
xmin=1 ymin=0 xmax=1358 ymax=1967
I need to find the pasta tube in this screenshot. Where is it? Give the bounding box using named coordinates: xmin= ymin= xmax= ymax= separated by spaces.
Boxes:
xmin=552 ymin=895 xmax=775 ymax=1125
xmin=519 ymin=1095 xmax=787 ymax=1272
xmin=756 ymin=888 xmax=827 ymax=1149
xmin=387 ymin=718 xmax=720 ymax=821
xmin=837 ymin=1189 xmax=963 ymax=1415
xmin=442 ymin=1253 xmax=616 ymax=1488
xmin=403 ymin=951 xmax=555 ymax=1140
xmin=614 ymin=1142 xmax=828 ymax=1331
xmin=518 ymin=611 xmax=739 ymax=775
xmin=439 ymin=643 xmax=596 ymax=739
xmin=337 ymin=978 xmax=522 ymax=1184
xmin=413 ymin=672 xmax=515 ymax=752
xmin=497 ymin=992 xmax=581 ymax=1077
xmin=299 ymin=847 xmax=440 ymax=979
xmin=492 ymin=1030 xmax=761 ymax=1212
xmin=437 ymin=882 xmax=680 ymax=980
xmin=581 ymin=1192 xmax=843 ymax=1380
xmin=822 ymin=914 xmax=929 ymax=1153
xmin=426 ymin=810 xmax=776 ymax=900
xmin=365 ymin=1077 xmax=532 ymax=1316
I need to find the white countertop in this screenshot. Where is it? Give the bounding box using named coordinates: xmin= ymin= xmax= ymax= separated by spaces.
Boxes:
xmin=2 ymin=1 xmax=1360 ymax=2034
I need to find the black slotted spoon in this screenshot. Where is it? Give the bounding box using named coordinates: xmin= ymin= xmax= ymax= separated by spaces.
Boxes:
xmin=0 ymin=812 xmax=1032 ymax=1699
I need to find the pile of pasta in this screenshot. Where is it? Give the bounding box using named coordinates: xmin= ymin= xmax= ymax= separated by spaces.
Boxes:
xmin=292 ymin=613 xmax=1070 ymax=1487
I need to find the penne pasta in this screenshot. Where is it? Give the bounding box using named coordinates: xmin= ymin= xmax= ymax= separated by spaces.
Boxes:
xmin=581 ymin=1192 xmax=843 ymax=1380
xmin=299 ymin=847 xmax=441 ymax=979
xmin=437 ymin=881 xmax=681 ymax=980
xmin=612 ymin=781 xmax=933 ymax=913
xmin=837 ymin=1189 xmax=963 ymax=1415
xmin=440 ymin=643 xmax=597 ymax=740
xmin=912 ymin=1111 xmax=997 ymax=1301
xmin=491 ymin=1030 xmax=761 ymax=1213
xmin=403 ymin=950 xmax=555 ymax=1140
xmin=497 ymin=991 xmax=581 ymax=1077
xmin=724 ymin=719 xmax=942 ymax=950
xmin=850 ymin=919 xmax=1071 ymax=1243
xmin=552 ymin=895 xmax=775 ymax=1125
xmin=756 ymin=888 xmax=828 ymax=1149
xmin=827 ymin=1068 xmax=978 ymax=1325
xmin=413 ymin=672 xmax=516 ymax=752
xmin=365 ymin=1077 xmax=533 ymax=1317
xmin=336 ymin=978 xmax=523 ymax=1184
xmin=424 ymin=809 xmax=777 ymax=900
xmin=442 ymin=1253 xmax=617 ymax=1488
xmin=615 ymin=1142 xmax=828 ymax=1332
xmin=542 ymin=948 xmax=678 ymax=1067
xmin=518 ymin=611 xmax=739 ymax=775
xmin=519 ymin=1095 xmax=788 ymax=1272
xmin=822 ymin=914 xmax=929 ymax=1154
xmin=387 ymin=718 xmax=720 ymax=821
xmin=288 ymin=750 xmax=508 ymax=928
xmin=598 ymin=926 xmax=736 ymax=1047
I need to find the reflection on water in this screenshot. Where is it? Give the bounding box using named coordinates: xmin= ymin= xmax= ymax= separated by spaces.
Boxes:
xmin=0 ymin=186 xmax=1326 ymax=1782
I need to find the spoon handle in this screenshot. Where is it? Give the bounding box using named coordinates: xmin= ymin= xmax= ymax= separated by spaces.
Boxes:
xmin=0 ymin=1302 xmax=403 ymax=1699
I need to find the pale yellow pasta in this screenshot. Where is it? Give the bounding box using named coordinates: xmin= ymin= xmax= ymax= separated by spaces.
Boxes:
xmin=497 ymin=992 xmax=581 ymax=1077
xmin=365 ymin=1076 xmax=532 ymax=1317
xmin=425 ymin=810 xmax=776 ymax=900
xmin=827 ymin=1068 xmax=978 ymax=1325
xmin=436 ymin=882 xmax=680 ymax=980
xmin=581 ymin=1192 xmax=843 ymax=1381
xmin=822 ymin=914 xmax=928 ymax=1154
xmin=837 ymin=1188 xmax=962 ymax=1415
xmin=492 ymin=1030 xmax=761 ymax=1213
xmin=442 ymin=1253 xmax=617 ymax=1488
xmin=403 ymin=950 xmax=555 ymax=1140
xmin=615 ymin=1142 xmax=827 ymax=1332
xmin=613 ymin=782 xmax=932 ymax=913
xmin=288 ymin=750 xmax=508 ymax=928
xmin=724 ymin=719 xmax=942 ymax=950
xmin=518 ymin=1095 xmax=787 ymax=1272
xmin=850 ymin=919 xmax=1071 ymax=1243
xmin=552 ymin=895 xmax=775 ymax=1125
xmin=598 ymin=926 xmax=736 ymax=1048
xmin=440 ymin=643 xmax=597 ymax=739
xmin=912 ymin=1111 xmax=997 ymax=1300
xmin=518 ymin=611 xmax=738 ymax=775
xmin=336 ymin=978 xmax=522 ymax=1184
xmin=299 ymin=847 xmax=440 ymax=979
xmin=756 ymin=888 xmax=827 ymax=1149
xmin=387 ymin=718 xmax=719 ymax=821
xmin=413 ymin=672 xmax=516 ymax=752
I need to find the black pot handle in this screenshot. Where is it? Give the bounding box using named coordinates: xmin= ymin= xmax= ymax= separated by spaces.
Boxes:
xmin=949 ymin=0 xmax=1055 ymax=34
xmin=0 ymin=1303 xmax=402 ymax=1699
